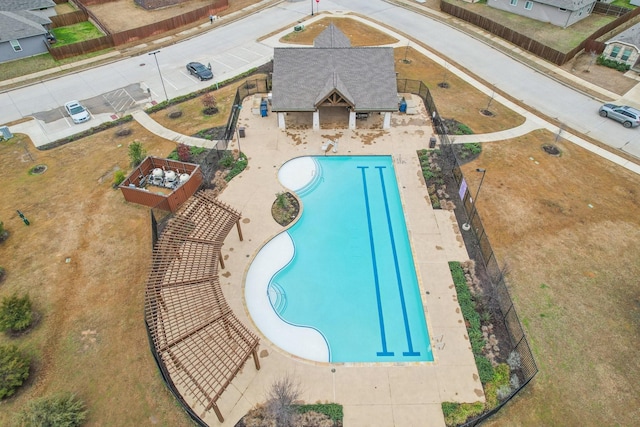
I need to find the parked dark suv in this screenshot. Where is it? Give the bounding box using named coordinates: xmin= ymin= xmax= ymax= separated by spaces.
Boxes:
xmin=598 ymin=104 xmax=640 ymax=128
xmin=186 ymin=62 xmax=213 ymax=81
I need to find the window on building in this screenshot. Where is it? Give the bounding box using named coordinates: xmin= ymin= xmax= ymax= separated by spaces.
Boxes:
xmin=510 ymin=0 xmax=518 ymax=5
xmin=525 ymin=1 xmax=533 ymax=9
xmin=621 ymin=48 xmax=632 ymax=61
xmin=610 ymin=46 xmax=621 ymax=58
xmin=10 ymin=40 xmax=22 ymax=52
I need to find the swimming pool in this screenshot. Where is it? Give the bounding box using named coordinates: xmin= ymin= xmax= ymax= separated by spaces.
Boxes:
xmin=245 ymin=156 xmax=433 ymax=363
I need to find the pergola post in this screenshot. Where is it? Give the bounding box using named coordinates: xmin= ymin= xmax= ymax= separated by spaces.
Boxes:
xmin=211 ymin=402 xmax=224 ymax=423
xmin=236 ymin=219 xmax=243 ymax=241
xmin=252 ymin=347 xmax=261 ymax=370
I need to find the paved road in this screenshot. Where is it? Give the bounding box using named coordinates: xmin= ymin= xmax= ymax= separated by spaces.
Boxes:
xmin=1 ymin=0 xmax=640 ymax=158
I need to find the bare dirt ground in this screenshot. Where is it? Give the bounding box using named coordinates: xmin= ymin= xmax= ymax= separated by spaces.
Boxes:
xmin=560 ymin=51 xmax=638 ymax=96
xmin=89 ymin=0 xmax=257 ymax=32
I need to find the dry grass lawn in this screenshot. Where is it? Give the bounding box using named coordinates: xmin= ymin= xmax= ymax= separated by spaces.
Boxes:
xmin=149 ymin=76 xmax=267 ymax=135
xmin=279 ymin=17 xmax=399 ymax=46
xmin=463 ymin=130 xmax=640 ymax=426
xmin=0 ymin=129 xmax=191 ymax=426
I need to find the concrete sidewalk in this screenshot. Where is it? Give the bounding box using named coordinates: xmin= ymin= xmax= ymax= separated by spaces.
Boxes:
xmin=131 ymin=110 xmax=218 ymax=149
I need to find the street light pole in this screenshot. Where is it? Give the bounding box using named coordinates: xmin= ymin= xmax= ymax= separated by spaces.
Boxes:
xmin=462 ymin=168 xmax=486 ymax=231
xmin=148 ymin=50 xmax=169 ymax=102
xmin=311 ymin=0 xmax=314 ymax=15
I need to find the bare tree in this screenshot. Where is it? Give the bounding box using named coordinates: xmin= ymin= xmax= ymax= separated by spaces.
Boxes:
xmin=266 ymin=374 xmax=302 ymax=427
xmin=586 ymin=50 xmax=597 ymax=73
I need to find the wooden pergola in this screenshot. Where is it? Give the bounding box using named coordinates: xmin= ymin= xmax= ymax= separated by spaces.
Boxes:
xmin=144 ymin=190 xmax=259 ymax=423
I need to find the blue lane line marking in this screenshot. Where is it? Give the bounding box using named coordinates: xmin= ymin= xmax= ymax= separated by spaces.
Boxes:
xmin=376 ymin=166 xmax=420 ymax=356
xmin=358 ymin=166 xmax=394 ymax=357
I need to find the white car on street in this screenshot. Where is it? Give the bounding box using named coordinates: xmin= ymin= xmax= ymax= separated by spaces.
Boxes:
xmin=64 ymin=100 xmax=90 ymax=124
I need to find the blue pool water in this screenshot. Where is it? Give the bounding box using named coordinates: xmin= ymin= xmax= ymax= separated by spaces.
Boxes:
xmin=252 ymin=156 xmax=432 ymax=363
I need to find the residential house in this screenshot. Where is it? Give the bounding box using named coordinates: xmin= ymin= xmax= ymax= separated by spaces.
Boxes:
xmin=488 ymin=0 xmax=596 ymax=28
xmin=0 ymin=0 xmax=56 ymax=63
xmin=602 ymin=24 xmax=640 ymax=72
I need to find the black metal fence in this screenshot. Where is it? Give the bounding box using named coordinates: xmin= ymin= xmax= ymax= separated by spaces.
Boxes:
xmin=147 ymin=75 xmax=534 ymax=426
xmin=398 ymin=79 xmax=538 ymax=425
xmin=222 ymin=78 xmax=271 ymax=143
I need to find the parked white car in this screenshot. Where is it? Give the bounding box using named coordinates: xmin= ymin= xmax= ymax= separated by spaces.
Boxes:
xmin=64 ymin=100 xmax=90 ymax=124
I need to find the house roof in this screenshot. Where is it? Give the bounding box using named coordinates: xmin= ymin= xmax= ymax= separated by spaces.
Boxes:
xmin=314 ymin=23 xmax=352 ymax=48
xmin=0 ymin=0 xmax=56 ymax=12
xmin=0 ymin=11 xmax=48 ymax=40
xmin=272 ymin=25 xmax=397 ymax=112
xmin=272 ymin=46 xmax=398 ymax=112
xmin=606 ymin=23 xmax=640 ymax=50
xmin=530 ymin=0 xmax=593 ymax=11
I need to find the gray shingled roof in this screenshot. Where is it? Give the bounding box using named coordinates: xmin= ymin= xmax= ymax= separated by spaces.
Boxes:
xmin=530 ymin=0 xmax=593 ymax=11
xmin=313 ymin=23 xmax=351 ymax=48
xmin=272 ymin=47 xmax=398 ymax=112
xmin=606 ymin=23 xmax=640 ymax=50
xmin=0 ymin=11 xmax=48 ymax=40
xmin=0 ymin=0 xmax=55 ymax=12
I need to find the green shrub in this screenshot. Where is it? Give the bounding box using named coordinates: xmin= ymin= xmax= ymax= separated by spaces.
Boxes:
xmin=458 ymin=143 xmax=482 ymax=159
xmin=597 ymin=55 xmax=631 ymax=72
xmin=113 ymin=170 xmax=126 ymax=187
xmin=442 ymin=401 xmax=484 ymax=426
xmin=484 ymin=381 xmax=499 ymax=409
xmin=276 ymin=192 xmax=289 ymax=209
xmin=455 ymin=123 xmax=473 ymax=135
xmin=0 ymin=293 xmax=33 ymax=333
xmin=128 ymin=141 xmax=146 ymax=167
xmin=449 ymin=262 xmax=485 ymax=355
xmin=16 ymin=392 xmax=87 ymax=427
xmin=191 ymin=146 xmax=207 ymax=156
xmin=296 ymin=403 xmax=343 ymax=421
xmin=475 ymin=355 xmax=494 ymax=384
xmin=166 ymin=150 xmax=179 ymax=160
xmin=0 ymin=344 xmax=30 ymax=399
xmin=493 ymin=363 xmax=510 ymax=386
xmin=225 ymin=154 xmax=247 ymax=182
xmin=218 ymin=152 xmax=235 ymax=168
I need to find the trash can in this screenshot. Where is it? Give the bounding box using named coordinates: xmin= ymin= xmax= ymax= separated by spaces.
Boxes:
xmin=260 ymin=100 xmax=268 ymax=117
xmin=238 ymin=127 xmax=245 ymax=138
xmin=429 ymin=136 xmax=437 ymax=148
xmin=399 ymin=98 xmax=407 ymax=113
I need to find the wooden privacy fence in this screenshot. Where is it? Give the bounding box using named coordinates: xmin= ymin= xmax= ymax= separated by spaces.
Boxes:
xmin=440 ymin=0 xmax=640 ymax=65
xmin=47 ymin=0 xmax=229 ymax=59
xmin=111 ymin=1 xmax=228 ymax=45
xmin=47 ymin=36 xmax=114 ymax=60
xmin=50 ymin=10 xmax=87 ymax=28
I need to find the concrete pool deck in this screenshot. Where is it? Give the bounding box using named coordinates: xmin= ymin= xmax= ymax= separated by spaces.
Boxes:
xmin=201 ymin=96 xmax=482 ymax=427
